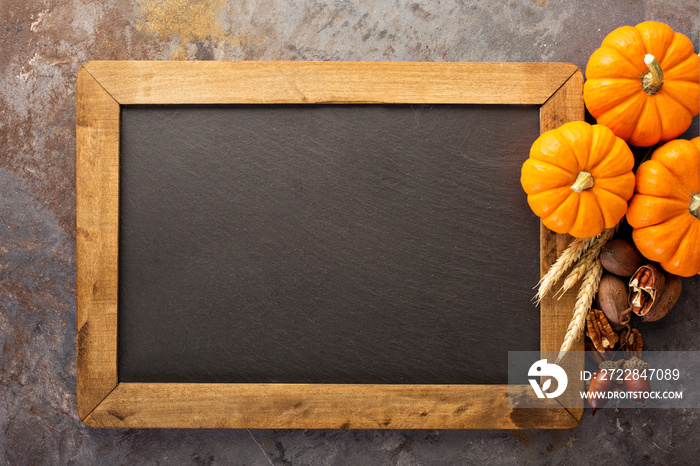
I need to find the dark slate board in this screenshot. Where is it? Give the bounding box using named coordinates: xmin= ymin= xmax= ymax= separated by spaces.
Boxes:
xmin=118 ymin=104 xmax=541 ymax=384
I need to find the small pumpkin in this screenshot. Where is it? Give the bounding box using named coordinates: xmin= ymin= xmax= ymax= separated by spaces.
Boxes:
xmin=584 ymin=21 xmax=699 ymax=147
xmin=626 ymin=137 xmax=700 ymax=277
xmin=521 ymin=121 xmax=636 ymax=239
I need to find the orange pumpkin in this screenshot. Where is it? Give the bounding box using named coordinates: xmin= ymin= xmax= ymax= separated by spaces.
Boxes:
xmin=626 ymin=137 xmax=700 ymax=277
xmin=521 ymin=121 xmax=636 ymax=239
xmin=584 ymin=21 xmax=699 ymax=147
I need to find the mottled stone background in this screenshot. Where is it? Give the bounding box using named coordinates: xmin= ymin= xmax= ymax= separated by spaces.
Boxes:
xmin=1 ymin=0 xmax=699 ymax=464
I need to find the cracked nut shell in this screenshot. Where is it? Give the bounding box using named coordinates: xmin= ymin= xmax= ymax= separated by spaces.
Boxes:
xmin=629 ymin=264 xmax=665 ymax=317
xmin=641 ymin=273 xmax=682 ymax=322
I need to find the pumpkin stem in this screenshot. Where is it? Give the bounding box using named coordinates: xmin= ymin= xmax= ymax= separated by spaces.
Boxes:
xmin=690 ymin=193 xmax=700 ymax=220
xmin=642 ymin=54 xmax=663 ymax=95
xmin=571 ymin=171 xmax=595 ymax=193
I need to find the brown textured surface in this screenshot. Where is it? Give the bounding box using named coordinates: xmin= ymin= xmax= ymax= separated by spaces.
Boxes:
xmin=1 ymin=0 xmax=699 ymax=463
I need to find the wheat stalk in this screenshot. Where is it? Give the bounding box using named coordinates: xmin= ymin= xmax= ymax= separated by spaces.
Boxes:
xmin=554 ymin=254 xmax=593 ymax=300
xmin=556 ymin=258 xmax=603 ymax=363
xmin=553 ymin=228 xmax=616 ymax=299
xmin=533 ymin=234 xmax=597 ymax=305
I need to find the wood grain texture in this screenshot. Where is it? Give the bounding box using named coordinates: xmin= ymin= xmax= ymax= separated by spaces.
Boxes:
xmin=75 ymin=67 xmax=120 ymax=420
xmin=82 ymin=61 xmax=580 ymax=105
xmin=540 ymin=69 xmax=585 ymax=133
xmin=539 ymin=69 xmax=586 ymax=421
xmin=83 ymin=383 xmax=578 ymax=430
xmin=76 ymin=61 xmax=583 ymax=429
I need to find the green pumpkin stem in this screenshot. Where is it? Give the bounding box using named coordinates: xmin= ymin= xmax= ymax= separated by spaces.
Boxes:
xmin=571 ymin=171 xmax=595 ymax=193
xmin=690 ymin=193 xmax=700 ymax=220
xmin=642 ymin=54 xmax=663 ymax=95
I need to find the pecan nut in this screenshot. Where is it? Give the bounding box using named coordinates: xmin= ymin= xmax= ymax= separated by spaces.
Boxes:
xmin=598 ymin=274 xmax=630 ymax=331
xmin=620 ymin=328 xmax=643 ymax=360
xmin=586 ymin=308 xmax=619 ymax=353
xmin=629 ymin=265 xmax=665 ymax=317
xmin=585 ymin=338 xmax=611 ymax=365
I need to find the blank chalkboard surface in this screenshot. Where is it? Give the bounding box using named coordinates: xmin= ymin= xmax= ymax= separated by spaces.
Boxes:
xmin=77 ymin=61 xmax=585 ymax=429
xmin=118 ymin=104 xmax=541 ymax=385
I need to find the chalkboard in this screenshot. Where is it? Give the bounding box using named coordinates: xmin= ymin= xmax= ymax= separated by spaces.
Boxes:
xmin=118 ymin=104 xmax=540 ymax=385
xmin=77 ymin=61 xmax=585 ymax=429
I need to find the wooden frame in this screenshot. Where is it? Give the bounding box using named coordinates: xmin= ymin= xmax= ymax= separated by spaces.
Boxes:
xmin=76 ymin=61 xmax=584 ymax=429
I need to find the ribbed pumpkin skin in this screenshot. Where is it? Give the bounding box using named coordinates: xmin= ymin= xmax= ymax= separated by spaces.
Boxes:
xmin=627 ymin=138 xmax=700 ymax=277
xmin=584 ymin=21 xmax=699 ymax=147
xmin=521 ymin=121 xmax=636 ymax=239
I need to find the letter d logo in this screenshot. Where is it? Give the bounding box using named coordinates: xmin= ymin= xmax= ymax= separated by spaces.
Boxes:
xmin=528 ymin=359 xmax=568 ymax=399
